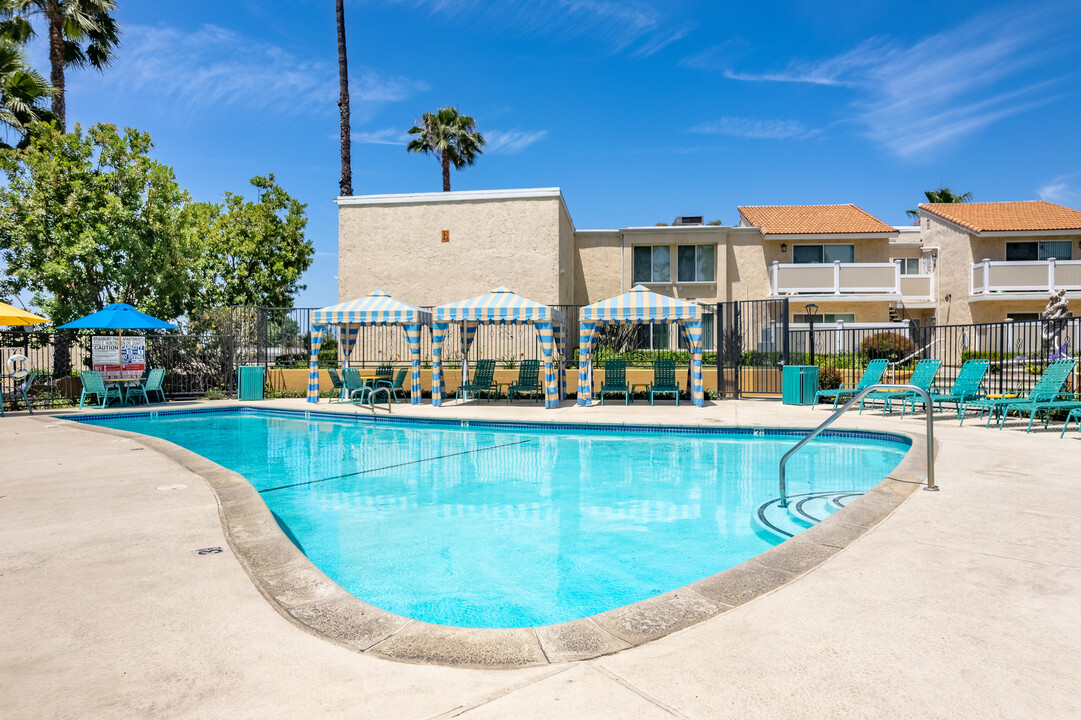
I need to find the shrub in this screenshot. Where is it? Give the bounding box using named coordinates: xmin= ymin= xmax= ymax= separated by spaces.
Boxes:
xmin=860 ymin=332 xmax=915 ymax=364
xmin=818 ymin=367 xmax=843 ymax=390
xmin=205 ymin=387 xmax=225 ymax=400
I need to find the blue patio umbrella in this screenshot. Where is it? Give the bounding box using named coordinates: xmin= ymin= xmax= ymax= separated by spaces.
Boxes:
xmin=56 ymin=303 xmax=178 ymax=331
xmin=57 ymin=303 xmax=178 ymax=382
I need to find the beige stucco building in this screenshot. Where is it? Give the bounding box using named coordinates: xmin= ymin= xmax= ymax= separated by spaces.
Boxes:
xmin=336 ymin=189 xmax=1081 ymax=334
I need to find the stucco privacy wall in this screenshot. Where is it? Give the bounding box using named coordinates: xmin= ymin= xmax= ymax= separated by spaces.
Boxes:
xmin=336 ymin=189 xmax=574 ymax=306
xmin=573 ymin=231 xmax=622 ymax=305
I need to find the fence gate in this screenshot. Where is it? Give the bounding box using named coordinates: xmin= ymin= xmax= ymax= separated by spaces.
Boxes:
xmin=716 ymin=299 xmax=790 ymax=398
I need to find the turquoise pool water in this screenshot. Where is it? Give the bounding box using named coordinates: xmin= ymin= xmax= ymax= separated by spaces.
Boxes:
xmin=81 ymin=409 xmax=908 ymax=628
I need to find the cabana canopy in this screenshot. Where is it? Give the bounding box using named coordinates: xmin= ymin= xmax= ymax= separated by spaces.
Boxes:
xmin=307 ymin=290 xmax=432 ymax=404
xmin=431 ymin=287 xmax=567 ymax=408
xmin=578 ymin=285 xmax=705 ymax=406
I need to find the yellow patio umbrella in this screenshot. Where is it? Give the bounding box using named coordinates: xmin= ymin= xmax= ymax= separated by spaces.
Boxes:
xmin=0 ymin=301 xmax=48 ymax=326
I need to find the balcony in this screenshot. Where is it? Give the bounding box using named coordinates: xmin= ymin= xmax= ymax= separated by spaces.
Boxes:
xmin=770 ymin=261 xmax=934 ymax=304
xmin=970 ymin=259 xmax=1081 ymax=299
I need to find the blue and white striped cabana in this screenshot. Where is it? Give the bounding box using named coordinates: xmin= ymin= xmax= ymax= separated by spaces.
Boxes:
xmin=578 ymin=285 xmax=705 ymax=406
xmin=432 ymin=287 xmax=567 ymax=409
xmin=307 ymin=290 xmax=432 ymax=404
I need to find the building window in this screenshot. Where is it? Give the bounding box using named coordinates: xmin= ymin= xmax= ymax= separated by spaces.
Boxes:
xmin=792 ymin=244 xmax=855 ymax=264
xmin=793 ymin=312 xmax=855 ymax=323
xmin=895 ymin=258 xmax=921 ymax=274
xmin=633 ymin=245 xmax=671 ymax=283
xmin=634 ymin=322 xmax=670 ymax=350
xmin=676 ymin=245 xmax=715 ymax=282
xmin=1006 ymin=313 xmax=1040 ymax=322
xmin=1006 ymin=241 xmax=1073 ymax=261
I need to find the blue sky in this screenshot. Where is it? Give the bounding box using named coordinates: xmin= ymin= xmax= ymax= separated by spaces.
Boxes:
xmin=30 ymin=0 xmax=1081 ymax=307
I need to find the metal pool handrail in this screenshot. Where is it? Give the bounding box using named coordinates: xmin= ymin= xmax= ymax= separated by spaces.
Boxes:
xmin=779 ymin=384 xmax=936 ymax=508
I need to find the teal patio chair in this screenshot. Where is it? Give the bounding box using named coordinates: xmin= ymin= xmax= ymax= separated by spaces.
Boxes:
xmin=78 ymin=370 xmax=123 ymax=409
xmin=860 ymin=358 xmax=942 ymax=416
xmin=507 ymin=360 xmax=542 ymax=404
xmin=902 ymin=358 xmax=990 ymax=419
xmin=649 ymin=359 xmax=681 ymax=406
xmin=342 ymin=368 xmax=371 ymax=404
xmin=814 ymin=359 xmax=889 ymax=410
xmin=457 ymin=359 xmax=497 ymax=402
xmin=377 ymin=368 xmax=408 ymax=403
xmin=599 ymin=359 xmax=630 ymax=406
xmin=1 ymin=370 xmax=38 ymax=416
xmin=125 ymin=368 xmax=167 ymax=405
xmin=327 ymin=369 xmax=345 ymax=402
xmin=961 ymin=357 xmax=1077 ymax=428
xmin=996 ymin=358 xmax=1079 ymax=432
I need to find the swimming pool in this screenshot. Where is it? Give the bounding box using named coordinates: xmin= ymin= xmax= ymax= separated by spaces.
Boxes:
xmin=80 ymin=408 xmax=909 ymax=628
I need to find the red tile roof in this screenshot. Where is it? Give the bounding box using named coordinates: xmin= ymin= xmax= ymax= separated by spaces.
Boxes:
xmin=918 ymin=201 xmax=1081 ymax=233
xmin=737 ymin=204 xmax=896 ymax=235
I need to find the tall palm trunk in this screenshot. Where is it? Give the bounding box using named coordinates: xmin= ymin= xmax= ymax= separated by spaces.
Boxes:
xmin=46 ymin=3 xmax=65 ymax=132
xmin=335 ymin=0 xmax=351 ymax=196
xmin=442 ymin=154 xmax=450 ymax=191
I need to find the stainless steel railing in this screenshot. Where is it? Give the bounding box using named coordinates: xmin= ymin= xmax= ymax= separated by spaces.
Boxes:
xmin=779 ymin=384 xmax=936 ymax=508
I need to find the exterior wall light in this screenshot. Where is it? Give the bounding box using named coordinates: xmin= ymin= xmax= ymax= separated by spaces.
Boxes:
xmin=781 ymin=243 xmax=788 ymax=253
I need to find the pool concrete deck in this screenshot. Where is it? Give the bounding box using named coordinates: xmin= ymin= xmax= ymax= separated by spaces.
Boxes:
xmin=2 ymin=398 xmax=1080 ymax=718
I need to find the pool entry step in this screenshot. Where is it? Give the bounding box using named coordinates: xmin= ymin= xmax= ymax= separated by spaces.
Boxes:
xmin=756 ymin=491 xmax=862 ymax=539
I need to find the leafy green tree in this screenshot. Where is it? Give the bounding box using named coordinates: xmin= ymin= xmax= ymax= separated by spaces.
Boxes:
xmin=0 ymin=122 xmax=193 ymax=325
xmin=181 ymin=174 xmax=313 ymax=315
xmin=0 ymin=0 xmax=121 ymax=132
xmin=0 ymin=37 xmax=52 ymax=147
xmin=407 ymin=106 xmax=485 ymax=191
xmin=0 ymin=122 xmax=191 ymax=376
xmin=906 ymin=186 xmax=974 ymax=221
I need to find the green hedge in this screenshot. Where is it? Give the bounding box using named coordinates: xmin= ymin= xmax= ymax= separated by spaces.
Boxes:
xmin=571 ymin=348 xmax=718 ymax=367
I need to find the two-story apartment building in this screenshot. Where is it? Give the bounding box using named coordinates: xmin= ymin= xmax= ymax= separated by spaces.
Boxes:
xmin=919 ymin=201 xmax=1081 ymax=324
xmin=336 ymin=189 xmax=1081 ymax=334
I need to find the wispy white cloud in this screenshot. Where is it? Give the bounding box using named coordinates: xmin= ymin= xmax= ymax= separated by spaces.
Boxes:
xmin=352 ymin=128 xmax=409 ymax=145
xmin=1038 ymin=173 xmax=1081 ymax=207
xmin=485 ymin=129 xmax=549 ymax=155
xmin=86 ymin=24 xmax=426 ymax=118
xmin=679 ymin=38 xmax=750 ymax=71
xmin=717 ymin=6 xmax=1071 ymax=158
xmin=381 ymin=0 xmax=683 ymax=55
xmin=691 ymin=117 xmax=818 ymax=141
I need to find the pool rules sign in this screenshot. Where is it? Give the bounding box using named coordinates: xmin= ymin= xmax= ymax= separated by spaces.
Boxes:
xmin=92 ymin=336 xmax=146 ymax=379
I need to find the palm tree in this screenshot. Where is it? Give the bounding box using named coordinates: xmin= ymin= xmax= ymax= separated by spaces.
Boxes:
xmin=0 ymin=37 xmax=52 ymax=148
xmin=906 ymin=186 xmax=974 ymax=222
xmin=0 ymin=0 xmax=120 ymax=132
xmin=335 ymin=0 xmax=351 ymax=197
xmin=407 ymin=107 xmax=485 ymax=192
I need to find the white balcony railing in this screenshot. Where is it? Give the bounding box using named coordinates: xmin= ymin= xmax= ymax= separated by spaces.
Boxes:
xmin=970 ymin=258 xmax=1081 ymax=295
xmin=770 ymin=261 xmax=934 ymax=301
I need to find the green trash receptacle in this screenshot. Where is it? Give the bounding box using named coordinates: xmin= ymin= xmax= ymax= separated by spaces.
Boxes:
xmin=237 ymin=366 xmax=266 ymax=401
xmin=782 ymin=365 xmax=819 ymax=405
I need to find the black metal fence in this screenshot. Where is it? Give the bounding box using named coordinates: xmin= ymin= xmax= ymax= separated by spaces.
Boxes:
xmin=5 ymin=303 xmax=1077 ymax=406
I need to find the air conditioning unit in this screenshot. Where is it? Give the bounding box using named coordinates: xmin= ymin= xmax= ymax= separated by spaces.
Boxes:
xmin=673 ymin=216 xmax=704 ymax=226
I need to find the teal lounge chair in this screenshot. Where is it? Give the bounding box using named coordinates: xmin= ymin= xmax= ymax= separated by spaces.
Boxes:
xmin=457 ymin=359 xmax=497 ymax=402
xmin=507 ymin=360 xmax=541 ymax=404
xmin=377 ymin=368 xmax=408 ymax=403
xmin=860 ymin=358 xmax=941 ymax=416
xmin=125 ymin=368 xmax=167 ymax=405
xmin=599 ymin=359 xmax=630 ymax=405
xmin=327 ymin=369 xmax=345 ymax=402
xmin=342 ymin=368 xmax=371 ymax=404
xmin=902 ymin=358 xmax=990 ymax=419
xmin=961 ymin=357 xmax=1077 ymax=428
xmin=814 ymin=358 xmax=889 ymax=410
xmin=996 ymin=358 xmax=1079 ymax=432
xmin=649 ymin=359 xmax=680 ymax=406
xmin=78 ymin=370 xmax=123 ymax=409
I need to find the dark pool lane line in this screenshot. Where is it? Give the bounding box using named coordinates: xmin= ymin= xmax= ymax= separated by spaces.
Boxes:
xmin=258 ymin=439 xmax=534 ymax=494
